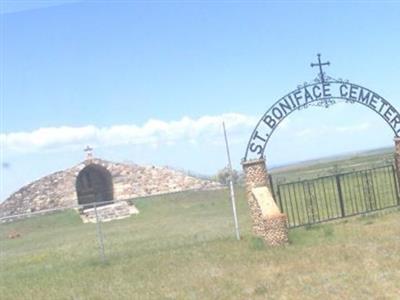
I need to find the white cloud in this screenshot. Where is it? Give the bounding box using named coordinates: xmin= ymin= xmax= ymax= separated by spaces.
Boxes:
xmin=1 ymin=112 xmax=375 ymax=155
xmin=0 ymin=113 xmax=259 ymax=153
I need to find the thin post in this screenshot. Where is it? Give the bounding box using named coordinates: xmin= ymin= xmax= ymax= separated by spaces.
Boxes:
xmin=222 ymin=122 xmax=240 ymax=241
xmin=94 ymin=202 xmax=106 ymax=262
xmin=268 ymin=174 xmax=275 ymax=198
xmin=335 ymin=175 xmax=346 ymax=218
xmin=276 ymin=184 xmax=284 ymax=213
xmin=390 ymin=164 xmax=400 ymax=205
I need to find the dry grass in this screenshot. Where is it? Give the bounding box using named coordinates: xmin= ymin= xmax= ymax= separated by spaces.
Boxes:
xmin=1 ymin=189 xmax=400 ymax=299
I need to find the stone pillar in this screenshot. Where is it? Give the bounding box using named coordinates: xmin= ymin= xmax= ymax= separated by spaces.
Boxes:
xmin=242 ymin=158 xmax=269 ymax=189
xmin=242 ymin=158 xmax=269 ymax=236
xmin=263 ymin=214 xmax=289 ymax=246
xmin=242 ymin=158 xmax=288 ymax=246
xmin=394 ymin=137 xmax=400 ymax=185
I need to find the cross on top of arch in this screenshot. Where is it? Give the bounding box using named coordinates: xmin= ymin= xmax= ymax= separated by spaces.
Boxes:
xmin=310 ymin=53 xmax=330 ymax=83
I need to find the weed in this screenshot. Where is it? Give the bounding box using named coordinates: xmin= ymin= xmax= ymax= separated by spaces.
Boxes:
xmin=323 ymin=226 xmax=334 ymax=237
xmin=249 ymin=237 xmax=265 ymax=250
xmin=254 ymin=283 xmax=268 ymax=295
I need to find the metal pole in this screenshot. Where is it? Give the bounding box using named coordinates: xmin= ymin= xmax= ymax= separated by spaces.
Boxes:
xmin=94 ymin=203 xmax=106 ymax=262
xmin=335 ymin=175 xmax=346 ymax=218
xmin=390 ymin=164 xmax=400 ymax=205
xmin=222 ymin=122 xmax=240 ymax=240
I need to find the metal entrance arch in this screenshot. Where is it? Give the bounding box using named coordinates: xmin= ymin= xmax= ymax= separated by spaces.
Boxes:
xmin=241 ymin=55 xmax=400 ymax=245
xmin=244 ymin=80 xmax=400 ymax=161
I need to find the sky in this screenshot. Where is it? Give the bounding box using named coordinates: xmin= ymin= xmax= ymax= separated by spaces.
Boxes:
xmin=1 ymin=0 xmax=400 ymax=201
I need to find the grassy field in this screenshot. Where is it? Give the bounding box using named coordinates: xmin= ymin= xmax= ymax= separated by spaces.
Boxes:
xmin=1 ymin=187 xmax=400 ymax=299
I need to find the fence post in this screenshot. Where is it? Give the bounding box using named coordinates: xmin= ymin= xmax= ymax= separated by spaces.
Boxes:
xmin=276 ymin=184 xmax=284 ymax=213
xmin=222 ymin=122 xmax=240 ymax=241
xmin=335 ymin=175 xmax=346 ymax=218
xmin=268 ymin=174 xmax=275 ymax=198
xmin=393 ymin=138 xmax=400 ymax=201
xmin=391 ymin=164 xmax=400 ymax=205
xmin=94 ymin=203 xmax=106 ymax=262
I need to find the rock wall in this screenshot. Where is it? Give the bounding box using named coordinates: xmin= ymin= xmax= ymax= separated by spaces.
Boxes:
xmin=80 ymin=201 xmax=139 ymax=223
xmin=263 ymin=214 xmax=289 ymax=246
xmin=394 ymin=138 xmax=400 ymax=186
xmin=0 ymin=158 xmax=221 ymax=218
xmin=242 ymin=158 xmax=288 ymax=246
xmin=242 ymin=158 xmax=270 ymax=236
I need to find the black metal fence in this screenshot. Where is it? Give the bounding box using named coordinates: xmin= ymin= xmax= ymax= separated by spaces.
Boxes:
xmin=275 ymin=165 xmax=400 ymax=228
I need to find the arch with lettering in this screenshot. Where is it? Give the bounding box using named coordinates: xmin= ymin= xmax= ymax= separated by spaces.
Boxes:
xmin=244 ymin=79 xmax=400 ymax=161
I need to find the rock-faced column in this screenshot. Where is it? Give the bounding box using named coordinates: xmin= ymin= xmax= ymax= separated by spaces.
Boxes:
xmin=242 ymin=158 xmax=269 ymax=236
xmin=242 ymin=158 xmax=288 ymax=246
xmin=394 ymin=137 xmax=400 ymax=185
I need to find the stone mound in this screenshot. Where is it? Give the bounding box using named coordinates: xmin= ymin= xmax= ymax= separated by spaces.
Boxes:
xmin=0 ymin=158 xmax=221 ymax=218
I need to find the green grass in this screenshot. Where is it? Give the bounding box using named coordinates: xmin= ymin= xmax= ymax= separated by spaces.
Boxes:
xmin=1 ymin=188 xmax=400 ymax=299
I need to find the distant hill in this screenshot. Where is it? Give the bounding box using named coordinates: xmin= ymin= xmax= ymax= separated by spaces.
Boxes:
xmin=269 ymin=146 xmax=394 ymax=183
